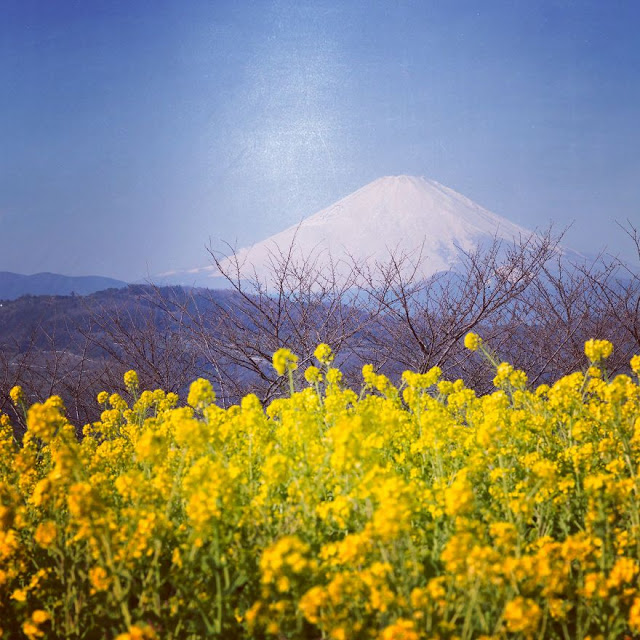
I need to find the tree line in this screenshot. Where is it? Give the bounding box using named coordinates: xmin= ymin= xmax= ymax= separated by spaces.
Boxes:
xmin=2 ymin=223 xmax=639 ymax=435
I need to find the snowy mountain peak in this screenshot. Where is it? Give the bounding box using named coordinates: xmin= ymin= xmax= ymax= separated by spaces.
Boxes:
xmin=217 ymin=175 xmax=532 ymax=280
xmin=160 ymin=176 xmax=534 ymax=287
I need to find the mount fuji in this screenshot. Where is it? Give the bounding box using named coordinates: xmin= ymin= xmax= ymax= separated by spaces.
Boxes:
xmin=160 ymin=176 xmax=535 ymax=287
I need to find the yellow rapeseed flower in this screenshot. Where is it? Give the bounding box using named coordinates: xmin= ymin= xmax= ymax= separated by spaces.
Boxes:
xmin=299 ymin=585 xmax=326 ymax=624
xmin=630 ymin=597 xmax=640 ymax=632
xmin=379 ymin=618 xmax=419 ymax=640
xmin=493 ymin=362 xmax=514 ymax=387
xmin=272 ymin=348 xmax=298 ymax=376
xmin=304 ymin=366 xmax=322 ymax=384
xmin=89 ymin=566 xmax=111 ymax=593
xmin=464 ymin=332 xmax=482 ymax=351
xmin=11 ymin=588 xmax=27 ymax=602
xmin=123 ymin=370 xmax=139 ymax=389
xmin=26 ymin=400 xmax=65 ymax=443
xmin=31 ymin=611 xmax=50 ymax=625
xmin=9 ymin=385 xmax=24 ymax=405
xmin=314 ymin=343 xmax=334 ymax=365
xmin=584 ymin=338 xmax=613 ymax=362
xmin=34 ymin=521 xmax=57 ymax=549
xmin=109 ymin=393 xmax=127 ymax=411
xmin=503 ymin=596 xmax=541 ymax=636
xmin=362 ymin=363 xmax=376 ymax=385
xmin=22 ymin=621 xmax=44 ymax=640
xmin=187 ymin=378 xmax=216 ymax=410
xmin=115 ymin=625 xmax=158 ymax=640
xmin=444 ymin=469 xmax=475 ymax=517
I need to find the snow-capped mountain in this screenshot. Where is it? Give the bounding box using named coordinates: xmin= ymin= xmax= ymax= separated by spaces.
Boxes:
xmin=160 ymin=176 xmax=534 ymax=287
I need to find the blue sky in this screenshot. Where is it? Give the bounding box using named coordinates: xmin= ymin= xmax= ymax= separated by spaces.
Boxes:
xmin=1 ymin=0 xmax=639 ymax=281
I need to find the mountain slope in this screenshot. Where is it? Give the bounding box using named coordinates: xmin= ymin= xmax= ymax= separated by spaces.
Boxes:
xmin=0 ymin=272 xmax=128 ymax=300
xmin=164 ymin=175 xmax=535 ymax=286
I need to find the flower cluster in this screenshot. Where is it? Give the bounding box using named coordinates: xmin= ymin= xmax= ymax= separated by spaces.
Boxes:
xmin=584 ymin=338 xmax=614 ymax=362
xmin=313 ymin=343 xmax=334 ymax=365
xmin=272 ymin=348 xmax=298 ymax=376
xmin=464 ymin=331 xmax=482 ymax=351
xmin=1 ymin=341 xmax=640 ymax=639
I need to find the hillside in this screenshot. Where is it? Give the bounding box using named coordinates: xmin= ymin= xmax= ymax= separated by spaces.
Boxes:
xmin=0 ymin=271 xmax=128 ymax=300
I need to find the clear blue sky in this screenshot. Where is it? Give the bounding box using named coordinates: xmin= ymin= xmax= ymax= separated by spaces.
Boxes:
xmin=2 ymin=0 xmax=639 ymax=281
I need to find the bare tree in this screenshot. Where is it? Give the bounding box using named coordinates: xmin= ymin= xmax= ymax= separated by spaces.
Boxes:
xmin=79 ymin=288 xmax=206 ymax=397
xmin=0 ymin=316 xmax=107 ymax=435
xmin=352 ymin=229 xmax=561 ymax=389
xmin=149 ymin=239 xmax=383 ymax=405
xmin=583 ymin=221 xmax=640 ymax=359
xmin=2 ymin=223 xmax=638 ymax=428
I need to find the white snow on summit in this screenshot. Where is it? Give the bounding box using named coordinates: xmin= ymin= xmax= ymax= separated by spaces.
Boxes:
xmin=161 ymin=176 xmax=534 ymax=286
xmin=217 ymin=175 xmax=533 ymax=281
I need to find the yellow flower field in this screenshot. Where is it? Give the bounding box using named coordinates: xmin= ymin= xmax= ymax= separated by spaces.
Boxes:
xmin=2 ymin=340 xmax=640 ymax=639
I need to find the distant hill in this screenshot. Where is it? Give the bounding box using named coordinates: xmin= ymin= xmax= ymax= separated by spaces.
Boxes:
xmin=0 ymin=272 xmax=128 ymax=300
xmin=0 ymin=284 xmax=236 ymax=352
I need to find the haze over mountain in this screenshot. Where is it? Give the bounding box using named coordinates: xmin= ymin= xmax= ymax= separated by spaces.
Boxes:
xmin=162 ymin=175 xmax=536 ymax=286
xmin=0 ymin=272 xmax=128 ymax=301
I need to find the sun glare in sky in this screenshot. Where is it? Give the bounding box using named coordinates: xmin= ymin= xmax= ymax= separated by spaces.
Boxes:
xmin=1 ymin=1 xmax=639 ymax=280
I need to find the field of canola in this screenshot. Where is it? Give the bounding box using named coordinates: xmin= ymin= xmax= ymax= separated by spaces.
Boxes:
xmin=2 ymin=337 xmax=640 ymax=640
